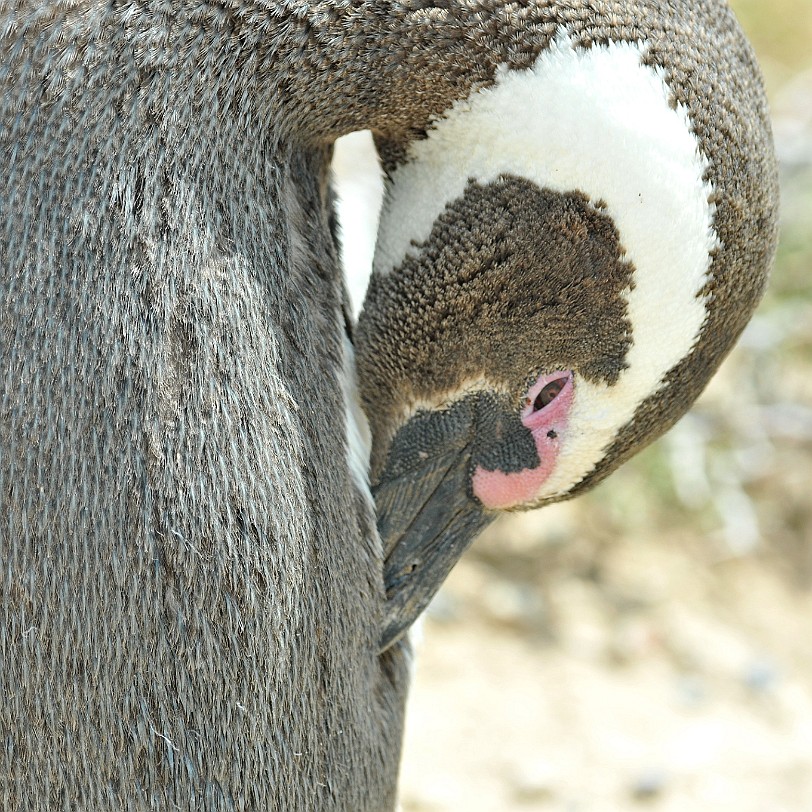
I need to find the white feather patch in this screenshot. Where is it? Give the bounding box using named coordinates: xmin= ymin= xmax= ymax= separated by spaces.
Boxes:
xmin=342 ymin=334 xmax=373 ymax=493
xmin=374 ymin=35 xmax=719 ymax=499
xmin=333 ymin=130 xmax=384 ymax=318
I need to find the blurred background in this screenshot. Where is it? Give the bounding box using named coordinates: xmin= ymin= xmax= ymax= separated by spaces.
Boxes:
xmin=333 ymin=3 xmax=812 ymax=809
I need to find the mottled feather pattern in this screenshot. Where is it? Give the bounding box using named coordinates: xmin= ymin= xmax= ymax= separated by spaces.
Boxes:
xmin=2 ymin=4 xmax=406 ymax=810
xmin=0 ymin=2 xmax=777 ymax=810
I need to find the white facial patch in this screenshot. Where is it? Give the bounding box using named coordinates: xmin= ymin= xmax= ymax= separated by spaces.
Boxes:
xmin=374 ymin=34 xmax=718 ymax=500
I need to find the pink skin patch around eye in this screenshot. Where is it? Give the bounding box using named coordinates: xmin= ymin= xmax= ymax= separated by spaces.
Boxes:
xmin=472 ymin=371 xmax=574 ymax=510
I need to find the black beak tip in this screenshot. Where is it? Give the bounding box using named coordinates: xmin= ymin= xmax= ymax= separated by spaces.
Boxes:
xmin=376 ymin=469 xmax=492 ymax=652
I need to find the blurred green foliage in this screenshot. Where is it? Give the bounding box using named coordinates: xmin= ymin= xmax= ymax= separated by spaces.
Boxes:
xmin=731 ymin=0 xmax=812 ymax=91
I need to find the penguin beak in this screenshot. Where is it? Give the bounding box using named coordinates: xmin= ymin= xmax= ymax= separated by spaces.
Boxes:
xmin=374 ymin=397 xmax=493 ymax=651
xmin=374 ymin=383 xmax=572 ymax=650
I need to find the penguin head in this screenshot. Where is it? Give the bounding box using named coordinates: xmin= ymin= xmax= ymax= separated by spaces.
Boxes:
xmin=359 ymin=178 xmax=640 ymax=512
xmin=354 ymin=36 xmax=777 ymax=648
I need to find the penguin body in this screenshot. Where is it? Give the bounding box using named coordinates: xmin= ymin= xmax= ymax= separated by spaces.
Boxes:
xmin=0 ymin=1 xmax=777 ymax=808
xmin=0 ymin=5 xmax=407 ymax=810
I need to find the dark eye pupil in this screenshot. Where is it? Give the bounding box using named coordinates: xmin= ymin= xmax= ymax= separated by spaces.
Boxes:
xmin=533 ymin=378 xmax=567 ymax=411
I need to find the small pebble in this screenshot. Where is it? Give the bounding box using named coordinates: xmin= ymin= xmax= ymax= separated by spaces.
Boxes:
xmin=743 ymin=658 xmax=780 ymax=695
xmin=482 ymin=580 xmax=545 ymax=627
xmin=512 ymin=760 xmax=558 ymax=804
xmin=674 ymin=674 xmax=708 ymax=708
xmin=631 ymin=768 xmax=668 ymax=802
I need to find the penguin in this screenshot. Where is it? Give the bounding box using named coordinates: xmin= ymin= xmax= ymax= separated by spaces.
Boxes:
xmin=0 ymin=2 xmax=776 ymax=810
xmin=355 ymin=13 xmax=779 ymax=650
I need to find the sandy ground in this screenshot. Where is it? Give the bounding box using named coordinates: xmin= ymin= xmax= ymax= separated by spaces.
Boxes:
xmin=399 ymin=519 xmax=812 ymax=811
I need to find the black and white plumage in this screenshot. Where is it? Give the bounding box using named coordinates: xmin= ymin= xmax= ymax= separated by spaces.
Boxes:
xmin=355 ymin=15 xmax=778 ymax=648
xmin=0 ymin=2 xmax=776 ymax=810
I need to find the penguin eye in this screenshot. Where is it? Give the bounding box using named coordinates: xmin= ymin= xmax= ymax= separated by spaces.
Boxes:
xmin=532 ymin=377 xmax=568 ymax=412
